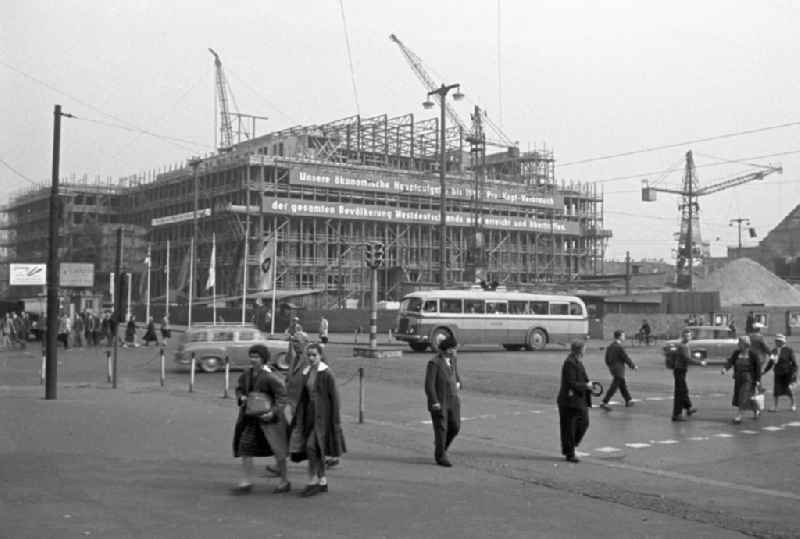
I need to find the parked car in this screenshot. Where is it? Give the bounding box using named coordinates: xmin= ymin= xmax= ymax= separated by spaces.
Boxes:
xmin=174 ymin=324 xmax=290 ymax=373
xmin=662 ymin=325 xmax=738 ymax=367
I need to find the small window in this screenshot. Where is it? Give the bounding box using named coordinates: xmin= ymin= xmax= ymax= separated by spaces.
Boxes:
xmin=550 ymin=303 xmax=570 ymax=316
xmin=487 ymin=301 xmax=507 ymax=314
xmin=463 ymin=299 xmax=484 ymax=314
xmin=508 ymin=301 xmax=527 ymax=314
xmin=238 ymin=331 xmax=256 ymax=341
xmin=530 ymin=301 xmax=548 ymax=315
xmin=569 ymin=302 xmax=584 ymax=316
xmin=423 ymin=300 xmax=438 ymax=313
xmin=213 ymin=331 xmax=234 ymax=342
xmin=440 ymin=299 xmax=463 ymax=313
xmin=189 ymin=332 xmax=208 ymax=342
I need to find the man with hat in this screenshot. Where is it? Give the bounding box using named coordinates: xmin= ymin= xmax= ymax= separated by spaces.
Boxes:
xmin=424 ymin=335 xmax=462 ymax=467
xmin=671 ymin=329 xmax=698 ymax=421
xmin=763 ymin=334 xmax=798 ymax=412
xmin=749 ymin=322 xmax=771 ymax=372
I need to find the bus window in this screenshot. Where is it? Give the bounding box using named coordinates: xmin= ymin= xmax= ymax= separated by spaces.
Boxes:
xmin=530 ymin=301 xmax=548 ymax=315
xmin=423 ymin=300 xmax=438 ymax=313
xmin=550 ymin=303 xmax=570 ymax=316
xmin=487 ymin=301 xmax=507 ymax=314
xmin=508 ymin=301 xmax=527 ymax=314
xmin=569 ymin=302 xmax=584 ymax=316
xmin=402 ymin=298 xmax=422 ymax=313
xmin=440 ymin=299 xmax=463 ymax=313
xmin=463 ymin=299 xmax=484 ymax=314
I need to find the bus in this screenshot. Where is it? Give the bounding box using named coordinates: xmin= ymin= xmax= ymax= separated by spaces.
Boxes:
xmin=394 ymin=288 xmax=588 ymax=352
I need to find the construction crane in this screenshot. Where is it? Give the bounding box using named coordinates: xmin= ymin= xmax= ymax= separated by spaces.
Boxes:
xmin=389 ymin=33 xmax=516 ymax=150
xmin=642 ymin=150 xmax=782 ymax=289
xmin=209 ymin=48 xmax=234 ymax=151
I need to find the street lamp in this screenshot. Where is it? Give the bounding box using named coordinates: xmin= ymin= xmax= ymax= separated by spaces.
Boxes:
xmin=729 ymin=217 xmax=750 ymax=258
xmin=424 ymin=83 xmax=462 ymax=288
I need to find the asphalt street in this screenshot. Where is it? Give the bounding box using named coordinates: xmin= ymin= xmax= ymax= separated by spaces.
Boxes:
xmin=1 ymin=335 xmax=798 ymax=538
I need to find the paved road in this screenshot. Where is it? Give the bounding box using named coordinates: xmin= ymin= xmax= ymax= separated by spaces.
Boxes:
xmin=1 ymin=338 xmax=798 ymax=538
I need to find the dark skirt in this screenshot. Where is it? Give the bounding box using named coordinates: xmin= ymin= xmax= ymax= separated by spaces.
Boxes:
xmin=236 ymin=421 xmax=271 ymax=457
xmin=774 ymin=373 xmax=794 ymax=397
xmin=732 ymin=373 xmax=755 ymax=409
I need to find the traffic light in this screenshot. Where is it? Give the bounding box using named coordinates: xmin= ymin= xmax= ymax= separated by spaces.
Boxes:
xmin=374 ymin=242 xmax=384 ymax=268
xmin=364 ymin=243 xmax=374 ymax=268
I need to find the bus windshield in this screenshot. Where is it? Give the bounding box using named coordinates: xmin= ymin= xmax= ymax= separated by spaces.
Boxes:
xmin=401 ymin=297 xmax=422 ymax=313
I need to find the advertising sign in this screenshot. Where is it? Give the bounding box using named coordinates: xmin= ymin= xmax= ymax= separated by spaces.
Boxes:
xmin=151 ymin=208 xmax=211 ymax=227
xmin=9 ymin=263 xmax=46 ymax=285
xmin=289 ymin=167 xmax=563 ymax=209
xmin=60 ymin=263 xmax=95 ymax=288
xmin=263 ymin=197 xmax=581 ymax=235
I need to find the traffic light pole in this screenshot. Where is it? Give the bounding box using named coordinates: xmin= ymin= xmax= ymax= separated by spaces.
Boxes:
xmin=369 ymin=266 xmax=377 ymax=351
xmin=354 ymin=242 xmax=402 ymax=359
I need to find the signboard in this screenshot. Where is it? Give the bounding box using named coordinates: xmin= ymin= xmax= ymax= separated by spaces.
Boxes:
xmin=289 ymin=167 xmax=563 ymax=209
xmin=9 ymin=263 xmax=46 ymax=285
xmin=263 ymin=197 xmax=581 ymax=235
xmin=60 ymin=263 xmax=94 ymax=288
xmin=151 ymin=207 xmax=211 ymax=227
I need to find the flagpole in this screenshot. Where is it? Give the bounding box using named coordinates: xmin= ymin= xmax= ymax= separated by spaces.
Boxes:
xmin=241 ymin=213 xmax=250 ymax=326
xmin=188 ymin=237 xmax=194 ymax=327
xmin=270 ymin=216 xmax=277 ymax=335
xmin=165 ymin=239 xmax=170 ymax=325
xmin=145 ymin=244 xmax=152 ymax=323
xmin=211 ymin=233 xmax=217 ymax=324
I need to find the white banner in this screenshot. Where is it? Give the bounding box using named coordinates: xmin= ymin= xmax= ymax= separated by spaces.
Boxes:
xmin=259 ymin=238 xmax=276 ymax=291
xmin=60 ymin=262 xmax=94 ymax=288
xmin=9 ymin=263 xmax=46 ymax=285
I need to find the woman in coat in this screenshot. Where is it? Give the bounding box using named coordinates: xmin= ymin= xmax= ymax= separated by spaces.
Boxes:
xmin=124 ymin=315 xmax=136 ymax=347
xmin=721 ymin=336 xmax=762 ymax=423
xmin=763 ymin=334 xmax=797 ymax=412
xmin=557 ymin=340 xmax=595 ymax=463
xmin=289 ymin=342 xmax=346 ymax=497
xmin=142 ymin=316 xmax=158 ymax=346
xmin=231 ymin=344 xmax=291 ymax=494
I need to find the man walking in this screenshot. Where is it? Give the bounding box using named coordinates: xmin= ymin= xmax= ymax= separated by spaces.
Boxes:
xmin=424 ymin=336 xmax=461 ymax=467
xmin=599 ymin=330 xmax=637 ymax=410
xmin=671 ymin=329 xmax=697 ymax=421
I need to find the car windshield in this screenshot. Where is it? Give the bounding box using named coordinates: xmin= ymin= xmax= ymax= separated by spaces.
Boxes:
xmin=692 ymin=328 xmax=731 ymax=340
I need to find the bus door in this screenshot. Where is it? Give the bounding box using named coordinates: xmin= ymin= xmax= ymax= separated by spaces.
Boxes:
xmin=548 ymin=301 xmax=572 ymax=342
xmin=568 ymin=301 xmax=589 ymax=339
xmin=485 ymin=300 xmax=508 ymax=344
xmin=461 ymin=298 xmax=486 ymax=343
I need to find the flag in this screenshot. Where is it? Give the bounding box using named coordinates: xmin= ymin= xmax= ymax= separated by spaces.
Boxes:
xmin=206 ymin=236 xmax=216 ymax=290
xmin=259 ymin=237 xmax=276 ymax=291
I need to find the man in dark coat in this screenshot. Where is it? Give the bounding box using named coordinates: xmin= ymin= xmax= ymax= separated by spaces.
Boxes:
xmin=424 ymin=335 xmax=461 ymax=467
xmin=557 ymin=340 xmax=594 ymax=463
xmin=671 ymin=329 xmax=697 ymax=421
xmin=600 ymin=330 xmax=637 ymax=410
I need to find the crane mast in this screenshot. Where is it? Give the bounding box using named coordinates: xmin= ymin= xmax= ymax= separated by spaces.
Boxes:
xmin=209 ymin=48 xmax=233 ymax=151
xmin=389 ymin=33 xmax=515 ymax=150
xmin=642 ymin=150 xmax=782 ymax=289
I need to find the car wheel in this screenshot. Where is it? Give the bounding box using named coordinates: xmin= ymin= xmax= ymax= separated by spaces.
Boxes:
xmin=409 ymin=342 xmax=429 ymax=352
xmin=525 ymin=328 xmax=547 ymax=351
xmin=200 ymin=356 xmax=221 ymax=373
xmin=430 ymin=328 xmax=453 ymax=352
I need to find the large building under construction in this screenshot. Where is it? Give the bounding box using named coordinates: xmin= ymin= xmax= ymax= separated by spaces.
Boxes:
xmin=1 ymin=111 xmax=611 ymax=311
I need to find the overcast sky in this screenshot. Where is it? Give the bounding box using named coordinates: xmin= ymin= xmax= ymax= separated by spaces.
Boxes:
xmin=2 ymin=0 xmax=798 ymax=261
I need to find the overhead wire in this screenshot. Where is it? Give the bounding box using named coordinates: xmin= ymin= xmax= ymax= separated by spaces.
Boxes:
xmin=559 ymin=120 xmax=800 ymax=167
xmin=496 ymin=0 xmax=503 ymax=129
xmin=0 ymin=156 xmax=39 ymax=186
xmin=338 ymin=0 xmax=361 ymax=116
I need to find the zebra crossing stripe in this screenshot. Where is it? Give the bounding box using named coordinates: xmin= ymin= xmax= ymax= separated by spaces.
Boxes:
xmin=762 ymin=426 xmax=784 ymax=432
xmin=595 ymin=446 xmax=622 ymax=453
xmin=783 ymin=421 xmax=800 ymax=427
xmin=739 ymin=430 xmax=758 ymax=434
xmin=713 ymin=433 xmax=734 ymax=438
xmin=625 ymin=442 xmax=651 ymax=449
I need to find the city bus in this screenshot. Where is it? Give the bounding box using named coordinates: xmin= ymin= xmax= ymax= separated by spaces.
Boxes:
xmin=394 ymin=288 xmax=588 ymax=352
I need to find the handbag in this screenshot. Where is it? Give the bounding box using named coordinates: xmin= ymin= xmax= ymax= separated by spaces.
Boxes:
xmin=245 ymin=391 xmax=273 ymax=418
xmin=750 ymin=388 xmax=765 ymax=412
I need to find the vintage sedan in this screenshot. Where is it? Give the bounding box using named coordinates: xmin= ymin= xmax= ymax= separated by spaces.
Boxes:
xmin=662 ymin=325 xmax=738 ymax=367
xmin=174 ymin=324 xmax=289 ymax=373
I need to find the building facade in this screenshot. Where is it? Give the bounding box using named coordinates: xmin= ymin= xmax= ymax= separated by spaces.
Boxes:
xmin=2 ymin=112 xmax=612 ymax=310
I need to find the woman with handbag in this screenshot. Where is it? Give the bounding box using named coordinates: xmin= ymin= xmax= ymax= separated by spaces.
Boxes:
xmin=721 ymin=336 xmax=762 ymax=424
xmin=231 ymin=344 xmax=291 ymax=494
xmin=289 ymin=343 xmax=346 ymax=497
xmin=763 ymin=334 xmax=798 ymax=412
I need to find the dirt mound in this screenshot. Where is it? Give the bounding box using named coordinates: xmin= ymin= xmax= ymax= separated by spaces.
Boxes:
xmin=695 ymin=258 xmax=800 ymax=306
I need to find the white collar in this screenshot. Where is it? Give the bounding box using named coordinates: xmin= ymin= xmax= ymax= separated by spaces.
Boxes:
xmin=302 ymin=361 xmax=329 ymax=375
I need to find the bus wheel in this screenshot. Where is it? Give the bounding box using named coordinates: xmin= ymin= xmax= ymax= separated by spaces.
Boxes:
xmin=409 ymin=342 xmax=429 ymax=352
xmin=525 ymin=329 xmax=547 ymax=351
xmin=430 ymin=328 xmax=452 ymax=351
xmin=502 ymin=344 xmax=522 ymax=351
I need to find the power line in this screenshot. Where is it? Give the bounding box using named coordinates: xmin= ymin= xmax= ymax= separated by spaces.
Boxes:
xmin=559 ymin=120 xmax=800 ymax=167
xmin=0 ymin=156 xmax=39 ymax=185
xmin=73 ymin=116 xmax=210 ymax=151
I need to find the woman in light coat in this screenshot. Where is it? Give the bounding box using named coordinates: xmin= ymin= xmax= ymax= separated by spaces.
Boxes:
xmin=722 ymin=336 xmax=762 ymax=423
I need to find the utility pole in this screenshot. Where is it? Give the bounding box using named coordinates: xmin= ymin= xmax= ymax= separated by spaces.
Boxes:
xmin=424 ymin=83 xmax=463 ymax=288
xmin=729 ymin=217 xmax=750 ymax=258
xmin=46 ymin=104 xmax=73 ymax=400
xmin=625 ymin=251 xmax=631 ymax=296
xmin=187 ymin=157 xmax=202 ymax=326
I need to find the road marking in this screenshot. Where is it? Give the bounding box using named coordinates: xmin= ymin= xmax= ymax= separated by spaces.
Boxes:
xmin=712 ymin=433 xmax=734 ymax=438
xmin=644 ymin=396 xmax=668 ymax=401
xmin=575 ymin=451 xmax=591 ymax=457
xmin=687 ymin=436 xmax=709 ymax=441
xmin=624 ymin=443 xmax=651 ymax=449
xmin=595 ymin=446 xmax=622 ymax=453
xmin=739 ymin=430 xmax=758 ymax=434
xmin=762 ymin=426 xmax=784 ymax=432
xmin=653 ymin=439 xmax=679 ymax=444
xmin=783 ymin=421 xmax=800 ymax=427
